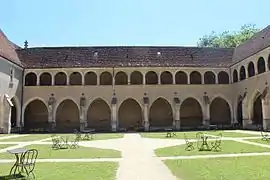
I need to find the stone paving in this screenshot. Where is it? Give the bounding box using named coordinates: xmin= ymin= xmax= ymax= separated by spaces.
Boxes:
xmin=0 ymin=130 xmax=269 ymax=180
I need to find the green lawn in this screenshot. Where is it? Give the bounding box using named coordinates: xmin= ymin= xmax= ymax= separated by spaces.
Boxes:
xmin=140 ymin=131 xmax=200 ymax=139
xmin=245 ymin=138 xmax=270 ymax=145
xmin=141 ymin=131 xmax=259 ymax=139
xmin=0 ymin=144 xmax=121 ymax=159
xmin=0 ymin=162 xmax=118 ymax=180
xmin=206 ymin=131 xmax=260 ymax=138
xmin=0 ymin=134 xmax=51 ymax=142
xmin=0 ymin=144 xmax=15 ymax=149
xmin=0 ymin=133 xmax=124 ymax=142
xmin=155 ymin=140 xmax=270 ymax=157
xmin=165 ymin=156 xmax=270 ymax=180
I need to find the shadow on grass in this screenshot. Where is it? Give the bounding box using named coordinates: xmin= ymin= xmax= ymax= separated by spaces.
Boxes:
xmin=0 ymin=174 xmax=27 ymax=180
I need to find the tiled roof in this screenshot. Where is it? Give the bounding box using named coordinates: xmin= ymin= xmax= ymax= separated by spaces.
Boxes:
xmin=16 ymin=46 xmax=234 ymax=68
xmin=0 ymin=29 xmax=22 ymax=66
xmin=233 ymin=25 xmax=270 ymax=63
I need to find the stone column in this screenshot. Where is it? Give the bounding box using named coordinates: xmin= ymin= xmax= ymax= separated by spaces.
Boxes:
xmin=79 ymin=93 xmax=87 ymax=131
xmin=203 ymin=92 xmax=210 ymax=126
xmin=48 ymin=94 xmax=56 ymax=132
xmin=242 ymin=101 xmax=250 ymax=128
xmin=173 ymin=93 xmax=181 ymax=130
xmin=143 ymin=93 xmax=149 ymax=131
xmin=111 ymin=93 xmax=118 ymax=132
xmin=238 ymin=90 xmax=250 ymax=128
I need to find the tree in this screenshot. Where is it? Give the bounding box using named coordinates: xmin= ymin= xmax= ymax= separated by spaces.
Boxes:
xmin=197 ymin=24 xmax=260 ymax=48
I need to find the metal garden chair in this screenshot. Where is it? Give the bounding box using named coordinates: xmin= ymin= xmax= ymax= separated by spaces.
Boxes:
xmin=211 ymin=133 xmax=222 ymax=151
xmin=184 ymin=133 xmax=194 ymax=151
xmin=10 ymin=149 xmax=38 ymax=179
xmin=69 ymin=137 xmax=80 ymax=149
xmin=51 ymin=135 xmax=69 ymax=150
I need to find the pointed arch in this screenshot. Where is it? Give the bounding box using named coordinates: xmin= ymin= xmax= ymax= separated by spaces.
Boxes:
xmin=56 ymin=99 xmax=80 ymax=132
xmin=115 ymin=71 xmax=128 ymax=85
xmin=160 ymin=71 xmax=173 ymax=84
xmin=54 ymin=72 xmax=67 ymax=85
xmin=180 ymin=97 xmax=203 ymax=127
xmin=100 ymin=71 xmax=112 ymax=85
xmin=175 ymin=71 xmax=187 ymax=84
xmin=130 ymin=71 xmax=143 ymax=84
xmin=25 ymin=72 xmax=37 ymax=86
xmin=149 ymin=97 xmax=173 ymax=127
xmin=118 ymin=98 xmax=142 ymax=130
xmin=210 ymin=97 xmax=231 ymax=125
xmin=24 ymin=99 xmax=48 ymax=131
xmin=87 ymin=98 xmax=111 ymax=131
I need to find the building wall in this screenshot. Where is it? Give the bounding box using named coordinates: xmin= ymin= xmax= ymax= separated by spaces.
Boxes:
xmin=230 ymin=46 xmax=270 ymax=128
xmin=0 ymin=57 xmax=23 ymax=133
xmin=22 ymin=66 xmax=234 ymax=132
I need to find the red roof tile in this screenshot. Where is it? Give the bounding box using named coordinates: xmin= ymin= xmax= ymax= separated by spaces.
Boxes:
xmin=17 ymin=46 xmax=234 ymax=68
xmin=0 ymin=29 xmax=22 ymax=66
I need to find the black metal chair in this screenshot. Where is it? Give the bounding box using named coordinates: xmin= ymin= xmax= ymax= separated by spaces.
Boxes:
xmin=74 ymin=129 xmax=82 ymax=140
xmin=51 ymin=135 xmax=69 ymax=150
xmin=12 ymin=149 xmax=38 ymax=179
xmin=184 ymin=133 xmax=194 ymax=151
xmin=211 ymin=133 xmax=222 ymax=151
xmin=69 ymin=137 xmax=80 ymax=149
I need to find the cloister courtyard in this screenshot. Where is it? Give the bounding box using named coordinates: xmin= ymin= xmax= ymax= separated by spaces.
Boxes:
xmin=0 ymin=130 xmax=270 ymax=180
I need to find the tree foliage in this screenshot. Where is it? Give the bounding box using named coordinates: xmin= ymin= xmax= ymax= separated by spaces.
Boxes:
xmin=197 ymin=24 xmax=261 ymax=48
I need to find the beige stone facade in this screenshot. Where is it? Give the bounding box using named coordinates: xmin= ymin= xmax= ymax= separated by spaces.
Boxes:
xmin=2 ymin=26 xmax=270 ymax=133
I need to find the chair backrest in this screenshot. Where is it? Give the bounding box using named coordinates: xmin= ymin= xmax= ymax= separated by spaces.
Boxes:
xmin=51 ymin=135 xmax=60 ymax=143
xmin=21 ymin=149 xmax=38 ymax=171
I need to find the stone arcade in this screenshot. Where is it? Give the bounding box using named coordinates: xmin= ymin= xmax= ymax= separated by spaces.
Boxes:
xmin=1 ymin=26 xmax=270 ymax=133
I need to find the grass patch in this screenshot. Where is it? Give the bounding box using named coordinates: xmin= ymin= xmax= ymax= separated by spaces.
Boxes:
xmin=43 ymin=133 xmax=124 ymax=142
xmin=165 ymin=156 xmax=270 ymax=180
xmin=0 ymin=162 xmax=118 ymax=180
xmin=0 ymin=144 xmax=15 ymax=149
xmin=140 ymin=131 xmax=200 ymax=139
xmin=245 ymin=138 xmax=270 ymax=145
xmin=155 ymin=140 xmax=270 ymax=157
xmin=0 ymin=144 xmax=121 ymax=159
xmin=206 ymin=131 xmax=260 ymax=137
xmin=141 ymin=131 xmax=260 ymax=139
xmin=0 ymin=134 xmax=51 ymax=142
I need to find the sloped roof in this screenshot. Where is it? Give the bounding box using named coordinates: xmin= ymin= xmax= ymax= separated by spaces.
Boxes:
xmin=16 ymin=46 xmax=234 ymax=68
xmin=233 ymin=25 xmax=270 ymax=63
xmin=0 ymin=29 xmax=22 ymax=66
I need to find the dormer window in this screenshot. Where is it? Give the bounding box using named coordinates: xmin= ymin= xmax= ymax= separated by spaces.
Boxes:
xmin=94 ymin=51 xmax=98 ymax=57
xmin=157 ymin=51 xmax=161 ymax=57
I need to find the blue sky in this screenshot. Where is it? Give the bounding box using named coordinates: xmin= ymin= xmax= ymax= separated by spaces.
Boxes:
xmin=0 ymin=0 xmax=269 ymax=47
